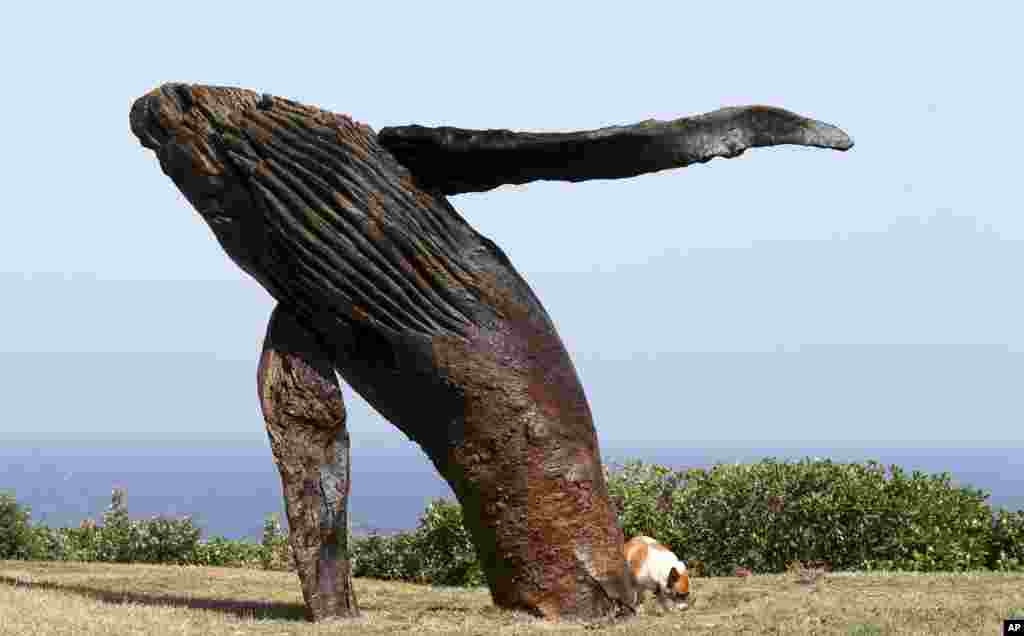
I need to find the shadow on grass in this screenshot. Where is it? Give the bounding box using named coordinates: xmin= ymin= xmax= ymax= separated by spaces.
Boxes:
xmin=0 ymin=574 xmax=309 ymax=621
xmin=422 ymin=604 xmax=473 ymax=613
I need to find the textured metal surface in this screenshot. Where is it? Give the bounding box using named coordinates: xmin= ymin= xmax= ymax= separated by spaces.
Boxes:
xmin=378 ymin=106 xmax=853 ymax=195
xmin=257 ymin=304 xmax=359 ymax=621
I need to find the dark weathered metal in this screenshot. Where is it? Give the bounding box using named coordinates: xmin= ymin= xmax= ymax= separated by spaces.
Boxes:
xmin=378 ymin=106 xmax=853 ymax=195
xmin=129 ymin=83 xmax=852 ymax=621
xmin=257 ymin=304 xmax=358 ymax=621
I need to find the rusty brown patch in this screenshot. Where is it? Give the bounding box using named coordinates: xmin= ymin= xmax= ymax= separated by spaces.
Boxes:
xmin=241 ymin=117 xmax=276 ymax=147
xmin=673 ymin=570 xmax=690 ymax=595
xmin=399 ymin=173 xmax=447 ymax=210
xmin=257 ymin=305 xmax=358 ymax=621
xmin=624 ymin=541 xmax=649 ymax=579
xmin=330 ymin=190 xmax=353 ymax=211
xmin=424 ymin=320 xmax=626 ymax=619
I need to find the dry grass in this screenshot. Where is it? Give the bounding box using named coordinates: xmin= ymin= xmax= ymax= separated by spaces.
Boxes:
xmin=1 ymin=560 xmax=1023 ymax=635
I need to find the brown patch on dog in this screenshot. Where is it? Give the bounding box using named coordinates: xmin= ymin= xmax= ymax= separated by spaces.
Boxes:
xmin=668 ymin=567 xmax=690 ymax=595
xmin=623 ymin=538 xmax=649 ymax=579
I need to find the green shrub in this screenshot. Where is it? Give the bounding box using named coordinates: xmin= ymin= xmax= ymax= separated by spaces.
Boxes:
xmin=30 ymin=525 xmax=72 ymax=561
xmin=259 ymin=513 xmax=292 ymax=571
xmin=186 ymin=515 xmax=290 ymax=570
xmin=351 ymin=499 xmax=482 ymax=586
xmin=352 ymin=531 xmax=423 ymax=581
xmin=55 ymin=521 xmax=101 ymax=562
xmin=191 ymin=535 xmax=264 ymax=568
xmin=0 ymin=491 xmax=43 ymax=560
xmin=346 ymin=459 xmax=1024 ymax=584
xmin=989 ymin=508 xmax=1024 ymax=571
xmin=606 ymin=458 xmax=998 ymax=575
xmin=409 ymin=499 xmax=484 ymax=586
xmin=93 ymin=488 xmax=134 ymax=562
xmin=605 ymin=461 xmax=680 ymax=550
xmin=7 ymin=458 xmax=1022 ymax=584
xmin=858 ymin=464 xmax=992 ymax=573
xmin=131 ymin=515 xmax=202 ymax=564
xmin=67 ymin=488 xmax=202 ymax=565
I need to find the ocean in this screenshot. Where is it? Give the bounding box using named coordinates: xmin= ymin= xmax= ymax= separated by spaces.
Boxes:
xmin=2 ymin=437 xmax=1022 ymax=541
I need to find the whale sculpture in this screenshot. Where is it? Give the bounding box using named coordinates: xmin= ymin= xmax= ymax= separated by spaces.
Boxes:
xmin=130 ymin=83 xmax=852 ymax=621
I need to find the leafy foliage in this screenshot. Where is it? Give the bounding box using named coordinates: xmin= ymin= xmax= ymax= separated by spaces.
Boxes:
xmin=258 ymin=513 xmax=292 ymax=571
xmin=0 ymin=491 xmax=43 ymax=560
xmin=351 ymin=531 xmax=423 ymax=581
xmin=352 ymin=499 xmax=483 ymax=586
xmin=989 ymin=508 xmax=1024 ymax=571
xmin=406 ymin=499 xmax=484 ymax=586
xmin=3 ymin=458 xmax=1023 ymax=587
xmin=76 ymin=488 xmax=203 ymax=565
xmin=606 ymin=458 xmax=1009 ymax=575
xmin=190 ymin=535 xmax=263 ymax=567
xmin=1 ymin=488 xmax=270 ymax=568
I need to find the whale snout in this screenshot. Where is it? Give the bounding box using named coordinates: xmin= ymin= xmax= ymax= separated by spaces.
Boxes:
xmin=130 ymin=84 xmax=189 ymax=151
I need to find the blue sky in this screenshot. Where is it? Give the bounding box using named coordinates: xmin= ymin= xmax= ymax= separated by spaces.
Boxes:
xmin=2 ymin=3 xmax=1022 ymax=445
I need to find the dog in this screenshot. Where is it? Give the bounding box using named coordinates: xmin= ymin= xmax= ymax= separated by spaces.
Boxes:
xmin=623 ymin=535 xmax=691 ymax=612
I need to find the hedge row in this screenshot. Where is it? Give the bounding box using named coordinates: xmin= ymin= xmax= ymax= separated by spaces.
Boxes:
xmin=3 ymin=458 xmax=1023 ymax=587
xmin=607 ymin=458 xmax=1024 ymax=576
xmin=1 ymin=488 xmax=290 ymax=570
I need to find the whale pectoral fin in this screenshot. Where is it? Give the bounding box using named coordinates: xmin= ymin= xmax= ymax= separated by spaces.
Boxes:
xmin=377 ymin=105 xmax=854 ymax=196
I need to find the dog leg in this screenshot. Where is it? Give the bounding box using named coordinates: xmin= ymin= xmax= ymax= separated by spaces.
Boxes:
xmin=632 ymin=589 xmax=646 ymax=615
xmin=655 ymin=589 xmax=672 ymax=613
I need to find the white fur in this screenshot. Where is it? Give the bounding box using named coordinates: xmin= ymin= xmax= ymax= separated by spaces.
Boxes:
xmin=625 ymin=536 xmax=690 ymax=612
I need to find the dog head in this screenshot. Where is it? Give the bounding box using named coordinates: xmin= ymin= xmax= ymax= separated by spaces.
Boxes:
xmin=666 ymin=565 xmax=691 ymax=608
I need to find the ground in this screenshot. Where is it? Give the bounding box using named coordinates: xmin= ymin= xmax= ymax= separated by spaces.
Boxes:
xmin=1 ymin=561 xmax=1022 ymax=635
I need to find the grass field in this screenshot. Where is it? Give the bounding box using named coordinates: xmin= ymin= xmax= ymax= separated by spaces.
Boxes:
xmin=1 ymin=561 xmax=1022 ymax=635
